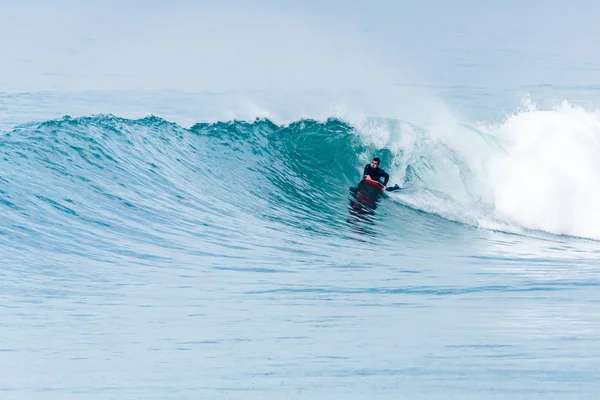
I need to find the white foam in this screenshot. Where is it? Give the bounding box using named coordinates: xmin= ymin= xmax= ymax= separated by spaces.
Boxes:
xmin=373 ymin=100 xmax=600 ymax=240
xmin=486 ymin=101 xmax=600 ymax=238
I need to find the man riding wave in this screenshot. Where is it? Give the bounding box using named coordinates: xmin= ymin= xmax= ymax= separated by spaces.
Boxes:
xmin=363 ymin=157 xmax=389 ymax=189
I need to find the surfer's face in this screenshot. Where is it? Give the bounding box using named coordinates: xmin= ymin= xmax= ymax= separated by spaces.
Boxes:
xmin=371 ymin=160 xmax=379 ymax=169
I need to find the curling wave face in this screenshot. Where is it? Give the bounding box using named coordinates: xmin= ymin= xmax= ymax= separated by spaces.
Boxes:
xmin=1 ymin=102 xmax=599 ymax=268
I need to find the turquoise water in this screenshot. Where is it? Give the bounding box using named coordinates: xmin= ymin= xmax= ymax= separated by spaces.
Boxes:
xmin=2 ymin=95 xmax=600 ymax=399
xmin=2 ymin=2 xmax=600 ymax=397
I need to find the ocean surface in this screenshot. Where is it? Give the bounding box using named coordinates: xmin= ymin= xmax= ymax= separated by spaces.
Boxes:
xmin=2 ymin=84 xmax=600 ymax=399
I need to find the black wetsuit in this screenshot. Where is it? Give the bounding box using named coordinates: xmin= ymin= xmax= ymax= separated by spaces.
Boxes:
xmin=363 ymin=164 xmax=389 ymax=186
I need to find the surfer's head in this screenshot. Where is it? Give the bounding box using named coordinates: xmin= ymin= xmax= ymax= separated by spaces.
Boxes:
xmin=370 ymin=157 xmax=380 ymax=169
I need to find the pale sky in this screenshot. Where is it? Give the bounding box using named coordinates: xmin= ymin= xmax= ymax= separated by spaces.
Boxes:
xmin=1 ymin=0 xmax=599 ymax=92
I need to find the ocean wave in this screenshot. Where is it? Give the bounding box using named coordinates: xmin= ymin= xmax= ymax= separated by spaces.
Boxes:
xmin=1 ymin=105 xmax=599 ymax=257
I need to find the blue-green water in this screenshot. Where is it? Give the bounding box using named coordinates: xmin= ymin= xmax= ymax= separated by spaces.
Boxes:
xmin=3 ymin=1 xmax=600 ymax=397
xmin=2 ymin=91 xmax=600 ymax=399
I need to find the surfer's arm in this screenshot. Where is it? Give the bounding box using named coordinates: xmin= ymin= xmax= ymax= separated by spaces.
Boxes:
xmin=363 ymin=165 xmax=369 ymax=179
xmin=382 ymin=171 xmax=389 ymax=186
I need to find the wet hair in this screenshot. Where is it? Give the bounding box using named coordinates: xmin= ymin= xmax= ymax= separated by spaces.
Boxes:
xmin=372 ymin=157 xmax=380 ymax=164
